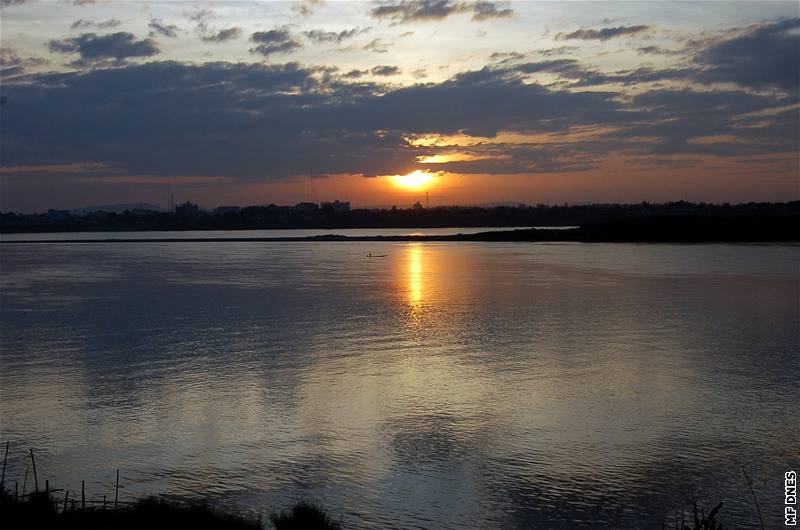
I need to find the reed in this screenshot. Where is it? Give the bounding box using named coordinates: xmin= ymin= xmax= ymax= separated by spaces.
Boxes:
xmin=665 ymin=500 xmax=725 ymax=530
xmin=269 ymin=500 xmax=341 ymax=530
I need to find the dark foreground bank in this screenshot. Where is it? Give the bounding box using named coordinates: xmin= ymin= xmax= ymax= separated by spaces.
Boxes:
xmin=0 ymin=489 xmax=342 ymax=530
xmin=0 ymin=446 xmax=736 ymax=529
xmin=0 ymin=487 xmax=732 ymax=530
xmin=1 ymin=215 xmax=797 ymax=243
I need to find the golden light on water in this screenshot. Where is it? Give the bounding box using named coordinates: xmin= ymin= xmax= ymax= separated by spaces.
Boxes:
xmin=391 ymin=170 xmax=436 ymax=191
xmin=407 ymin=243 xmax=424 ymax=307
xmin=403 ymin=243 xmax=427 ymax=336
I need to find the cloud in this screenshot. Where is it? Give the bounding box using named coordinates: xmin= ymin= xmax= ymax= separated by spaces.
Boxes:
xmin=343 ymin=69 xmax=367 ymax=78
xmin=621 ymin=88 xmax=799 ymax=156
xmin=1 ymin=47 xmax=47 ymax=68
xmin=186 ymin=8 xmax=241 ymax=44
xmin=483 ymin=54 xmax=699 ymax=89
xmin=541 ymin=19 xmax=800 ymax=96
xmin=303 ymin=27 xmax=368 ymax=44
xmin=371 ymin=65 xmax=401 ymax=76
xmin=71 ymin=19 xmax=122 ymax=30
xmin=294 ymin=0 xmax=324 ymax=17
xmin=570 ymin=66 xmax=695 ymax=87
xmin=185 ymin=8 xmax=213 ymax=24
xmin=371 ymin=0 xmax=513 ymax=23
xmin=489 ymin=51 xmax=524 ymax=61
xmin=149 ymin=19 xmax=180 ymax=38
xmin=1 ymin=66 xmax=25 ymax=78
xmin=372 ymin=0 xmax=464 ymax=22
xmin=558 ymin=25 xmax=649 ymax=41
xmin=512 ymin=59 xmax=588 ymax=79
xmin=0 ymin=48 xmax=47 ymax=78
xmin=637 ymin=45 xmax=681 ymax=56
xmin=363 ymin=38 xmax=390 ymax=53
xmin=48 ymin=32 xmax=159 ymax=63
xmin=250 ymin=28 xmax=302 ymax=56
xmin=480 ymin=57 xmax=598 ymax=84
xmin=202 ymin=27 xmax=242 ymax=43
xmin=472 ymin=1 xmax=513 ymax=21
xmin=0 ymin=61 xmax=628 ymax=180
xmin=1 ymin=50 xmax=796 ymax=184
xmin=1 ymin=0 xmax=27 ymax=6
xmin=538 ymin=46 xmax=579 ymax=57
xmin=693 ymin=18 xmax=800 ymax=93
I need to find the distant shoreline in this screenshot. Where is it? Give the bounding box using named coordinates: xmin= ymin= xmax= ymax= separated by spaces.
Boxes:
xmin=3 ymin=202 xmax=798 ymax=237
xmin=2 ymin=218 xmax=798 ymax=244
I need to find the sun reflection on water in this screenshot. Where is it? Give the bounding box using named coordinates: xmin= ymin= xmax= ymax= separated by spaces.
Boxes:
xmin=402 ymin=243 xmax=428 ymax=336
xmin=406 ymin=243 xmax=424 ymax=307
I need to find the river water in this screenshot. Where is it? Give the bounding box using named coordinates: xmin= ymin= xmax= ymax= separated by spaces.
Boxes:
xmin=0 ymin=238 xmax=797 ymax=528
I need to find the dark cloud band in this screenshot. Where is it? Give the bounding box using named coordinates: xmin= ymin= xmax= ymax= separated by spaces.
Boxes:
xmin=48 ymin=32 xmax=159 ymax=62
xmin=558 ymin=25 xmax=649 ymax=41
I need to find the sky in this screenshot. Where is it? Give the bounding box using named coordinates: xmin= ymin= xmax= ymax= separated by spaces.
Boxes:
xmin=0 ymin=0 xmax=798 ymax=212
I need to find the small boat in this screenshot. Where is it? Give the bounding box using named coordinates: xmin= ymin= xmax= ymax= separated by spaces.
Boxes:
xmin=367 ymin=253 xmax=388 ymax=258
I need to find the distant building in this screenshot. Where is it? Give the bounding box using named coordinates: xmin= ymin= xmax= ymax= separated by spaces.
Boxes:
xmin=174 ymin=201 xmax=200 ymax=216
xmin=320 ymin=200 xmax=350 ymax=212
xmin=412 ymin=201 xmax=424 ymax=210
xmin=295 ymin=202 xmax=320 ymax=211
xmin=213 ymin=206 xmax=240 ymax=215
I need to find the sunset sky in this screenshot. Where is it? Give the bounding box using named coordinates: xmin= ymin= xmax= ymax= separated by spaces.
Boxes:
xmin=1 ymin=0 xmax=798 ymax=212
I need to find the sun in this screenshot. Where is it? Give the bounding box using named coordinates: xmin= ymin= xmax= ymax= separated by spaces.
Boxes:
xmin=392 ymin=170 xmax=436 ymax=190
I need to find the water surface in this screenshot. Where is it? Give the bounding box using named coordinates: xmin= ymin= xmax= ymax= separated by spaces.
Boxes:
xmin=1 ymin=241 xmax=797 ymax=528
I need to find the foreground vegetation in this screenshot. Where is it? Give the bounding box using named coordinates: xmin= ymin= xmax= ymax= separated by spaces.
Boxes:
xmin=1 ymin=487 xmax=732 ymax=530
xmin=664 ymin=501 xmax=725 ymax=530
xmin=0 ymin=446 xmax=746 ymax=529
xmin=0 ymin=489 xmax=340 ymax=530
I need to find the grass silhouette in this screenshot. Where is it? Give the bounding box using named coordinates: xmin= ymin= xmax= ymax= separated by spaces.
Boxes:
xmin=270 ymin=499 xmax=341 ymax=530
xmin=0 ymin=488 xmax=340 ymax=530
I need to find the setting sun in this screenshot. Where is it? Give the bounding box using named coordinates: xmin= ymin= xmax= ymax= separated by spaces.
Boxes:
xmin=392 ymin=170 xmax=436 ymax=191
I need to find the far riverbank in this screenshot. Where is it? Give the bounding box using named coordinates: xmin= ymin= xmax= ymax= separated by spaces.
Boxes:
xmin=2 ymin=216 xmax=797 ymax=244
